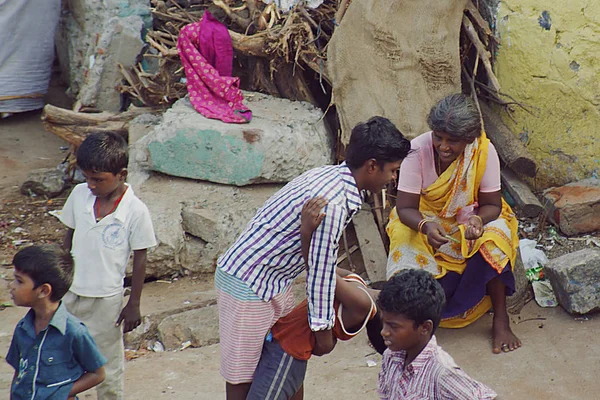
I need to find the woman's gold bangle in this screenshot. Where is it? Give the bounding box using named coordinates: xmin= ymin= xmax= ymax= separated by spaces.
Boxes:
xmin=418 ymin=219 xmax=429 ymax=233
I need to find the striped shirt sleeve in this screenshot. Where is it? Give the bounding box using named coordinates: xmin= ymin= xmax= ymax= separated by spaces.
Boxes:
xmin=440 ymin=368 xmax=498 ymax=399
xmin=306 ymin=202 xmax=347 ymax=331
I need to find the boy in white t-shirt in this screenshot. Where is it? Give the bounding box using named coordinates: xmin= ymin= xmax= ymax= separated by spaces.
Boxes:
xmin=60 ymin=132 xmax=157 ymax=400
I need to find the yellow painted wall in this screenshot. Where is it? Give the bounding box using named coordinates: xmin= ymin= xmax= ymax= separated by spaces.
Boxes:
xmin=494 ymin=0 xmax=600 ymax=188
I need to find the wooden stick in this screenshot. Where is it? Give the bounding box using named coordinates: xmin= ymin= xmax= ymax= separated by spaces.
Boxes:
xmin=465 ymin=0 xmax=492 ymax=37
xmin=147 ymin=35 xmax=173 ymax=57
xmin=372 ymin=192 xmax=389 ymax=252
xmin=501 ymin=169 xmax=543 ymax=218
xmin=480 ymin=103 xmax=537 ymax=177
xmin=463 ymin=15 xmax=500 ymax=92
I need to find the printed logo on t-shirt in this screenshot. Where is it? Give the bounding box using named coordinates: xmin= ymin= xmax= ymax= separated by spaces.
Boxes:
xmin=102 ymin=223 xmax=126 ymax=249
xmin=17 ymin=358 xmax=28 ymax=383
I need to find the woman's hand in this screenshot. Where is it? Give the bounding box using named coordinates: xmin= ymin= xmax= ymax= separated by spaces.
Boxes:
xmin=423 ymin=222 xmax=449 ymax=249
xmin=464 ymin=215 xmax=484 ymax=240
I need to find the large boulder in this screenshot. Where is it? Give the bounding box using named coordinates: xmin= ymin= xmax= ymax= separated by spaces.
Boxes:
xmin=543 ymin=179 xmax=600 ymax=236
xmin=545 ymin=248 xmax=600 ymax=314
xmin=136 ymin=94 xmax=333 ymax=186
xmin=126 ymin=171 xmax=282 ymax=279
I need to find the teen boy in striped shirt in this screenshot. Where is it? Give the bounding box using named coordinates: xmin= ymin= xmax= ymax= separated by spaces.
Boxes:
xmin=377 ymin=269 xmax=497 ymax=399
xmin=215 ymin=116 xmax=411 ymax=399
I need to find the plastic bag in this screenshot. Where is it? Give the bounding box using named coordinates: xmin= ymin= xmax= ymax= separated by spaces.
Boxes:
xmin=532 ymin=280 xmax=558 ymax=308
xmin=519 ymin=239 xmax=549 ymax=271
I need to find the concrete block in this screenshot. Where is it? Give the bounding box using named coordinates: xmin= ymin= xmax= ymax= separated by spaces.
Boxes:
xmin=20 ymin=168 xmax=67 ymax=198
xmin=126 ymin=172 xmax=282 ymax=278
xmin=179 ymin=234 xmax=216 ymax=275
xmin=182 ymin=206 xmax=219 ymax=243
xmin=543 ymin=179 xmax=600 ymax=235
xmin=157 ymin=305 xmax=220 ymax=350
xmin=545 ymin=248 xmax=600 ymax=314
xmin=138 ymin=94 xmax=333 ymax=186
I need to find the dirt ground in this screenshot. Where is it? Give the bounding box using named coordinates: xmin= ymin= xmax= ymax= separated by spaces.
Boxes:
xmin=1 ymin=106 xmax=600 ymax=400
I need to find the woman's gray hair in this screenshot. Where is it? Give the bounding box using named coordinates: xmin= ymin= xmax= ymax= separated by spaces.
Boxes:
xmin=426 ymin=94 xmax=482 ymax=140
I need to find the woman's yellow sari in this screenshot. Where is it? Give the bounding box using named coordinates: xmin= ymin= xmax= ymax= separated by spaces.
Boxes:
xmin=386 ymin=131 xmax=519 ymax=328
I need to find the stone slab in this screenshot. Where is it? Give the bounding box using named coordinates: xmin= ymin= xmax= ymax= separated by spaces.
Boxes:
xmin=543 ymin=178 xmax=600 ymax=236
xmin=138 ymin=94 xmax=333 ymax=186
xmin=181 ymin=206 xmax=219 ymax=243
xmin=545 ymin=248 xmax=600 ymax=314
xmin=76 ymin=15 xmax=145 ymax=111
xmin=157 ymin=305 xmax=219 ymax=350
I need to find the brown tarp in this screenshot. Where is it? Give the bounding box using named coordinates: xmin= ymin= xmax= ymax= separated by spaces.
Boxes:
xmin=328 ymin=0 xmax=468 ymax=142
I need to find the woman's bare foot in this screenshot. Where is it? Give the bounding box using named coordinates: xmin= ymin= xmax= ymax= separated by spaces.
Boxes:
xmin=492 ymin=313 xmax=521 ymax=354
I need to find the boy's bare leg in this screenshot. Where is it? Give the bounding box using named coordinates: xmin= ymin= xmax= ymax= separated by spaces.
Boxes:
xmin=226 ymin=382 xmax=251 ymax=400
xmin=290 ymin=384 xmax=304 ymax=400
xmin=334 ymin=274 xmax=378 ymax=330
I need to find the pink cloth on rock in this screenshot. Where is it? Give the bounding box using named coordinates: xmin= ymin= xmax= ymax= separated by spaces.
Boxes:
xmin=177 ymin=12 xmax=252 ymax=123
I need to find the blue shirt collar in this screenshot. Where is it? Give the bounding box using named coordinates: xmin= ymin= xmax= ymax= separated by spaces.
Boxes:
xmin=22 ymin=301 xmax=68 ymax=336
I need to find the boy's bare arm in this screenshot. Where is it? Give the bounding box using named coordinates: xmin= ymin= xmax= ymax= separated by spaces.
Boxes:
xmin=116 ymin=249 xmax=146 ymax=333
xmin=62 ymin=228 xmax=74 ymax=253
xmin=68 ymin=366 xmax=106 ymax=399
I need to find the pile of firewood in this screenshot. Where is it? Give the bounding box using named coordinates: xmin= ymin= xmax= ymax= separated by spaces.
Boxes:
xmin=119 ymin=0 xmax=338 ymax=108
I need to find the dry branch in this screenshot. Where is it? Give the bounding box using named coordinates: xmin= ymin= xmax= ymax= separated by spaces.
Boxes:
xmin=41 ymin=104 xmax=162 ymax=147
xmin=462 ymin=15 xmax=500 ymax=92
xmin=465 ymin=0 xmax=492 ymax=38
xmin=501 ymin=169 xmax=543 ymax=218
xmin=480 ymin=103 xmax=537 ymax=177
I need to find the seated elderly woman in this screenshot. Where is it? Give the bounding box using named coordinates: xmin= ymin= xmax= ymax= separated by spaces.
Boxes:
xmin=386 ymin=93 xmax=521 ymax=354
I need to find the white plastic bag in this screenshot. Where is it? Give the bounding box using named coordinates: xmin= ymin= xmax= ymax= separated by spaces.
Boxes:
xmin=519 ymin=239 xmax=549 ymax=271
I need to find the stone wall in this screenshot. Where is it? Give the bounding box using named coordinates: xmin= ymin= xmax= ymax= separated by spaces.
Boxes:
xmin=494 ymin=1 xmax=600 ymax=188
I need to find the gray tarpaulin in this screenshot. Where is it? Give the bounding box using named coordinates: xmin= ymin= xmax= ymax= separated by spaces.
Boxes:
xmin=0 ymin=0 xmax=61 ymax=113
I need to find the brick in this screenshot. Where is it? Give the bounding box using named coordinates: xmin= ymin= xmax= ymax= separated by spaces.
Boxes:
xmin=542 ymin=178 xmax=600 ymax=235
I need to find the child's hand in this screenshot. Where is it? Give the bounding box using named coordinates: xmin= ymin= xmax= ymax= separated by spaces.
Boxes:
xmin=116 ymin=302 xmax=142 ymax=333
xmin=301 ymin=197 xmax=328 ymax=235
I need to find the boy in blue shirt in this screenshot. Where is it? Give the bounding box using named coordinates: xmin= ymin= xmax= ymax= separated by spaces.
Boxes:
xmin=6 ymin=245 xmax=106 ymax=400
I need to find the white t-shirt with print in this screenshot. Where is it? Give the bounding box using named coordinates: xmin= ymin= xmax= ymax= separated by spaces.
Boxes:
xmin=60 ymin=183 xmax=157 ymax=297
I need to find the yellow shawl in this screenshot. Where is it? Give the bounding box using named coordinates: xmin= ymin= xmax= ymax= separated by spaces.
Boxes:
xmin=386 ymin=131 xmax=519 ymax=327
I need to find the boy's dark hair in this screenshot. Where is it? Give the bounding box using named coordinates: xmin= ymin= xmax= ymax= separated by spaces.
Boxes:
xmin=76 ymin=132 xmax=128 ymax=174
xmin=377 ymin=269 xmax=446 ymax=334
xmin=345 ymin=116 xmax=411 ymax=169
xmin=13 ymin=245 xmax=74 ymax=302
